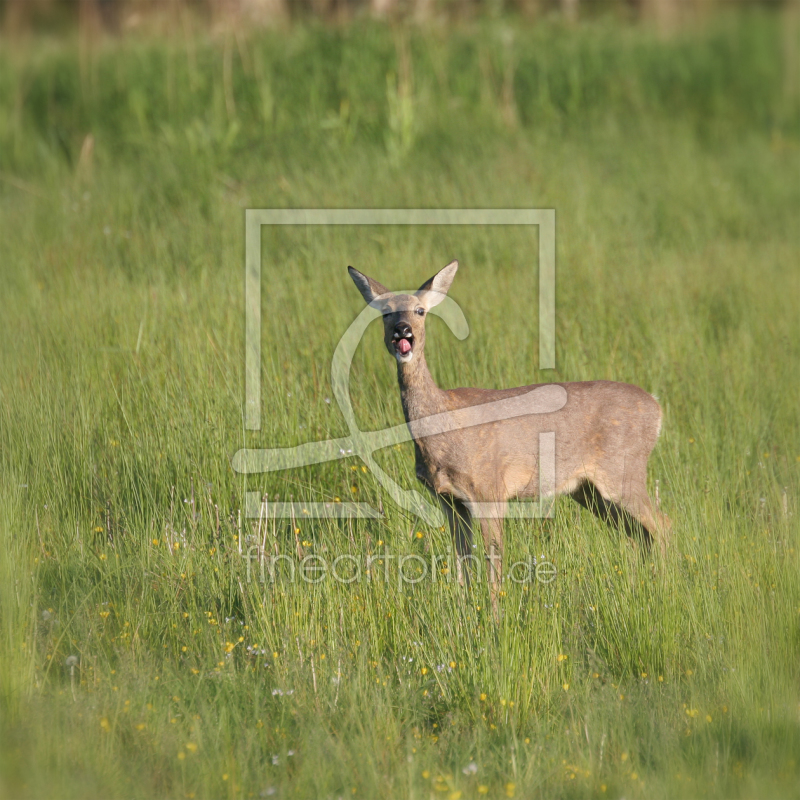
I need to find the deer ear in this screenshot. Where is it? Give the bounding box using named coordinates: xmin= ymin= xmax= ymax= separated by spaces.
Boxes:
xmin=416 ymin=260 xmax=458 ymax=309
xmin=348 ymin=266 xmax=390 ymax=306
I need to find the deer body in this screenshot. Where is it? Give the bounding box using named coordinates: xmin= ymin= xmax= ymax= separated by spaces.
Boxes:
xmin=348 ymin=261 xmax=669 ymax=608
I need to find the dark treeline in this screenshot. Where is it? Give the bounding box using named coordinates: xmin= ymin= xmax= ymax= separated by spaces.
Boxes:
xmin=2 ymin=0 xmax=794 ymax=36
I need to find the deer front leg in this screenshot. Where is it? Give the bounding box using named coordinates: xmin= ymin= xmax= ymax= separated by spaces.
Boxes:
xmin=440 ymin=496 xmax=475 ymax=586
xmin=472 ymin=507 xmax=505 ymax=620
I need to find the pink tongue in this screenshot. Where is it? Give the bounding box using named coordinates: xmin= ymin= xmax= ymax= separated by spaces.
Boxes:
xmin=397 ymin=339 xmax=411 ymax=354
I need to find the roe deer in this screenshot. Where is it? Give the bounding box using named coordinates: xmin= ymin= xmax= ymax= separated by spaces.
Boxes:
xmin=348 ymin=261 xmax=670 ymax=612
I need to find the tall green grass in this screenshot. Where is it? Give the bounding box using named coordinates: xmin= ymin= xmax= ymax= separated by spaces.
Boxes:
xmin=1 ymin=9 xmax=799 ymax=799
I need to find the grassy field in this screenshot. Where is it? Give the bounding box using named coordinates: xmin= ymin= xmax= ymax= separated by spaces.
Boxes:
xmin=1 ymin=8 xmax=800 ymax=799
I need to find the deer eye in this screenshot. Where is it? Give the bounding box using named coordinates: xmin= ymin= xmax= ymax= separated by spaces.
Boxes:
xmin=415 ymin=307 xmax=425 ymax=316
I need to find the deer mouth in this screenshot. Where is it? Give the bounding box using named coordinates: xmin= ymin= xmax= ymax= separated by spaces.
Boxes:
xmin=392 ymin=332 xmax=414 ymax=362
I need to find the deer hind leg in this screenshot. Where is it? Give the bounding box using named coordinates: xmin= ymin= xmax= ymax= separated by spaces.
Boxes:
xmin=440 ymin=495 xmax=476 ymax=586
xmin=572 ymin=474 xmax=670 ymax=557
xmin=614 ymin=475 xmax=672 ymax=558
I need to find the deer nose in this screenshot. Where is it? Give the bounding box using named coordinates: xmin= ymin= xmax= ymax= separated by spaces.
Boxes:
xmin=393 ymin=322 xmax=412 ymax=339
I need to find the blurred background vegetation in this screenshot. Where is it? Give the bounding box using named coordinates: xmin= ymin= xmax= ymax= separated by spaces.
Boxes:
xmin=2 ymin=0 xmax=798 ymax=35
xmin=2 ymin=0 xmax=798 ymax=186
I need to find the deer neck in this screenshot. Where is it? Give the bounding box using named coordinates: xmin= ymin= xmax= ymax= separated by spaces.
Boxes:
xmin=396 ymin=351 xmax=448 ymax=423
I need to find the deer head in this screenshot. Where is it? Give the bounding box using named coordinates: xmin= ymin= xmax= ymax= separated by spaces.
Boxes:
xmin=347 ymin=260 xmax=458 ymax=365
